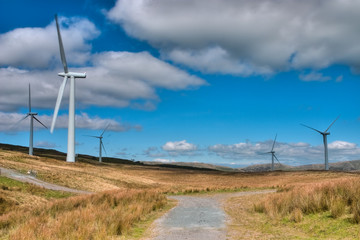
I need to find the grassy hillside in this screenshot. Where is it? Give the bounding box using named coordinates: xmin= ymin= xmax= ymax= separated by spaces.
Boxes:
xmin=1 ymin=143 xmax=360 ymax=239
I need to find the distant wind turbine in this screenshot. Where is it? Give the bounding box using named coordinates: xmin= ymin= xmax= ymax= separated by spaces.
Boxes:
xmin=301 ymin=115 xmax=340 ymax=171
xmin=50 ymin=14 xmax=86 ymax=162
xmin=16 ymin=84 xmax=47 ymax=155
xmin=86 ymin=124 xmax=110 ymax=162
xmin=264 ymin=134 xmax=281 ymax=171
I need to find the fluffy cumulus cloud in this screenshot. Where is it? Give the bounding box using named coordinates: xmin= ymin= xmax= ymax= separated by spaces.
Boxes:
xmin=0 ymin=52 xmax=205 ymax=112
xmin=108 ymin=0 xmax=360 ymax=74
xmin=0 ymin=16 xmax=206 ymax=112
xmin=162 ymin=140 xmax=197 ymax=151
xmin=162 ymin=140 xmax=198 ymax=156
xmin=209 ymin=139 xmax=360 ymax=165
xmin=0 ymin=16 xmax=99 ymax=69
xmin=0 ymin=112 xmax=135 ymax=132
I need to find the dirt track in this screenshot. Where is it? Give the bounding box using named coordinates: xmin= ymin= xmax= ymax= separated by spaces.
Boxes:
xmin=147 ymin=190 xmax=275 ymax=240
xmin=0 ymin=167 xmax=91 ymax=194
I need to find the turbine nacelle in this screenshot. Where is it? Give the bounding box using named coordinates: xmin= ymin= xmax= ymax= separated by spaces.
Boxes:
xmin=58 ymin=72 xmax=86 ymax=78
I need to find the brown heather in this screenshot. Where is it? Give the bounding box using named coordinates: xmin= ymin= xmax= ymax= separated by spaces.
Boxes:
xmin=2 ymin=147 xmax=360 ymax=238
xmin=254 ymin=178 xmax=360 ymax=222
xmin=1 ymin=189 xmax=166 ymax=239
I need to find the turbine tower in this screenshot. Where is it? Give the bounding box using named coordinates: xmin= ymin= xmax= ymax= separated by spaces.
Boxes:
xmin=301 ymin=115 xmax=340 ymax=171
xmin=86 ymin=124 xmax=110 ymax=162
xmin=265 ymin=134 xmax=280 ymax=171
xmin=50 ymin=15 xmax=86 ymax=162
xmin=17 ymin=84 xmax=47 ymax=155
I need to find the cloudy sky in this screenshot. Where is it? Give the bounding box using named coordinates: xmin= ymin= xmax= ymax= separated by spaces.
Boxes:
xmin=1 ymin=0 xmax=360 ymax=167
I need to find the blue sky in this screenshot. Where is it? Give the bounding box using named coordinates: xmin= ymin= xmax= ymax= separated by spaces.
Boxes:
xmin=1 ymin=0 xmax=360 ymax=167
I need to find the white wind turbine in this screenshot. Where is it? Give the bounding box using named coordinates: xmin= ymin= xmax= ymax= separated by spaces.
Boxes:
xmin=16 ymin=84 xmax=47 ymax=155
xmin=86 ymin=124 xmax=110 ymax=162
xmin=301 ymin=115 xmax=340 ymax=171
xmin=263 ymin=134 xmax=280 ymax=171
xmin=50 ymin=15 xmax=86 ymax=162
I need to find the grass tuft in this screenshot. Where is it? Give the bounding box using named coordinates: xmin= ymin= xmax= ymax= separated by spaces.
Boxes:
xmin=290 ymin=208 xmax=303 ymax=223
xmin=1 ymin=189 xmax=166 ymax=239
xmin=255 ymin=178 xmax=360 ymax=223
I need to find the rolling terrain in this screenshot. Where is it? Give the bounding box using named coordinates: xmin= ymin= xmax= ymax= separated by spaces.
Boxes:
xmin=1 ymin=143 xmax=360 ymax=239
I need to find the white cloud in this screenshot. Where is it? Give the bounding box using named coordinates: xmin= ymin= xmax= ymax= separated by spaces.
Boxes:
xmin=299 ymin=72 xmax=331 ymax=82
xmin=165 ymin=46 xmax=272 ymax=75
xmin=0 ymin=16 xmax=99 ymax=69
xmin=0 ymin=16 xmax=206 ymax=112
xmin=153 ymin=158 xmax=175 ymax=163
xmin=162 ymin=140 xmax=197 ymax=152
xmin=0 ymin=51 xmax=206 ymax=112
xmin=0 ymin=112 xmax=135 ymax=132
xmin=328 ymin=141 xmax=357 ymax=150
xmin=35 ymin=141 xmax=58 ymax=148
xmin=108 ymin=0 xmax=360 ymax=74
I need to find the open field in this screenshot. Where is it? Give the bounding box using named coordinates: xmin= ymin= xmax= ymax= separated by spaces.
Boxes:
xmin=1 ymin=145 xmax=359 ymax=194
xmin=1 ymin=144 xmax=360 ymax=239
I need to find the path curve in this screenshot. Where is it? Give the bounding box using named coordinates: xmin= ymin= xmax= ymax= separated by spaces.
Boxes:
xmin=0 ymin=167 xmax=91 ymax=194
xmin=147 ymin=190 xmax=275 ymax=240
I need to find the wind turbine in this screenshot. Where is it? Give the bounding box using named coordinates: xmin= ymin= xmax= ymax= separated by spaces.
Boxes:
xmin=86 ymin=124 xmax=110 ymax=162
xmin=264 ymin=134 xmax=280 ymax=171
xmin=301 ymin=115 xmax=340 ymax=171
xmin=269 ymin=134 xmax=281 ymax=171
xmin=50 ymin=14 xmax=86 ymax=162
xmin=17 ymin=84 xmax=47 ymax=155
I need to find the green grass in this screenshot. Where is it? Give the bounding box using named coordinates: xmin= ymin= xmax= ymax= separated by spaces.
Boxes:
xmin=126 ymin=199 xmax=177 ymax=239
xmin=0 ymin=176 xmax=73 ymax=199
xmin=0 ymin=176 xmax=25 ymax=189
xmin=281 ymin=211 xmax=359 ymax=239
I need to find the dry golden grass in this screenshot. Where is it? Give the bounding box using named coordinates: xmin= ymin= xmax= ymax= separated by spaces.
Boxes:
xmin=1 ymin=189 xmax=166 ymax=239
xmin=2 ymin=147 xmax=360 ymax=239
xmin=1 ymin=149 xmax=359 ymax=194
xmin=254 ymin=178 xmax=360 ymax=223
xmin=225 ymin=194 xmax=309 ymax=239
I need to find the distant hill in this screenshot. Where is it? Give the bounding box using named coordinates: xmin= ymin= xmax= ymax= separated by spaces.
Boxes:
xmin=2 ymin=143 xmax=360 ymax=172
xmin=239 ymin=160 xmax=360 ymax=172
xmin=290 ymin=160 xmax=360 ymax=171
xmin=141 ymin=161 xmax=240 ymax=172
xmin=239 ymin=163 xmax=293 ymax=172
xmin=0 ymin=143 xmax=141 ymax=166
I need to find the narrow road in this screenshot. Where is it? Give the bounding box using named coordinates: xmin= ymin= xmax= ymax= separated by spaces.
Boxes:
xmin=0 ymin=167 xmax=91 ymax=194
xmin=148 ymin=190 xmax=275 ymax=240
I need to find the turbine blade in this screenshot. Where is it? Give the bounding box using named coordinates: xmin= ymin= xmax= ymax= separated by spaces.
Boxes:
xmin=101 ymin=142 xmax=107 ymax=156
xmin=83 ymin=135 xmax=99 ymax=138
xmin=325 ymin=115 xmax=340 ymax=133
xmin=28 ymin=83 xmax=31 ymax=113
xmin=55 ymin=14 xmax=68 ymax=73
xmin=300 ymin=123 xmax=324 ymax=134
xmin=271 ymin=134 xmax=277 ymax=151
xmin=258 ymin=152 xmax=270 ymax=155
xmin=33 ymin=116 xmax=48 ymax=129
xmin=101 ymin=123 xmax=111 ymax=137
xmin=274 ymin=154 xmax=281 ymax=164
xmin=15 ymin=114 xmax=29 ymax=126
xmin=50 ymin=76 xmax=68 ymax=133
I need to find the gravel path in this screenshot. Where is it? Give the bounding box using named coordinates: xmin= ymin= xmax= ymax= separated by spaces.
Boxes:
xmin=0 ymin=167 xmax=91 ymax=194
xmin=148 ymin=190 xmax=275 ymax=240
